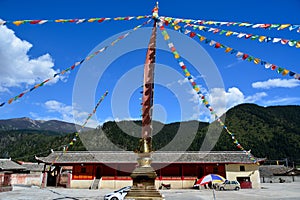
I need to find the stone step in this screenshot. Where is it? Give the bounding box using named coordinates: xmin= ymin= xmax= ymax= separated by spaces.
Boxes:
xmin=90 ymin=178 xmax=100 ymax=190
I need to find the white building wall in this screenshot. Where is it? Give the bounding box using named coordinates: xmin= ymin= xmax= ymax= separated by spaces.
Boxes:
xmin=225 ymin=164 xmax=261 ymax=189
xmin=71 ymin=180 xmax=93 ymax=188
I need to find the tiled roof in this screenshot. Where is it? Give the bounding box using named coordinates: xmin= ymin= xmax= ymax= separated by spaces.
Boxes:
xmin=35 ymin=151 xmax=265 ymax=165
xmin=20 ymin=163 xmax=44 ymax=172
xmin=259 ymin=165 xmax=294 ymax=177
xmin=0 ymin=159 xmax=26 ymax=171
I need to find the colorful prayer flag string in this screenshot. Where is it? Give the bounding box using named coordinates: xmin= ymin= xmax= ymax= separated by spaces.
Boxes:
xmin=0 ymin=18 xmax=152 ymax=108
xmin=163 ymin=20 xmax=300 ymax=81
xmin=158 ymin=20 xmax=258 ymax=164
xmin=161 ymin=16 xmax=300 ymax=33
xmin=0 ymin=15 xmax=151 ymax=26
xmin=181 ymin=23 xmax=300 ymax=49
xmin=49 ymin=90 xmax=108 ymax=168
xmin=64 ymin=90 xmax=108 ymax=152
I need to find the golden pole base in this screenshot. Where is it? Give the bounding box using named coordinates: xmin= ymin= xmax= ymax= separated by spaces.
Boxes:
xmin=125 ymin=155 xmax=164 ymax=200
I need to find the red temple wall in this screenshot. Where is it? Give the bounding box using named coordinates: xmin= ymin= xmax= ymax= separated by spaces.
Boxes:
xmin=71 ymin=163 xmax=226 ymax=180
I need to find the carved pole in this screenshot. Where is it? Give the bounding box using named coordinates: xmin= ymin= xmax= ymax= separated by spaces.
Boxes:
xmin=138 ymin=2 xmax=158 ymax=162
xmin=125 ymin=3 xmax=163 ymax=199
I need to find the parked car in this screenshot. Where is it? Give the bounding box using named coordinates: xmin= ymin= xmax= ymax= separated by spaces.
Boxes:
xmin=104 ymin=186 xmax=131 ymax=200
xmin=216 ymin=180 xmax=240 ymax=191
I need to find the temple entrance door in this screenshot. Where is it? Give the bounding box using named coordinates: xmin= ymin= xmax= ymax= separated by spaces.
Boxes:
xmin=47 ymin=171 xmax=56 ymax=186
xmin=96 ymin=166 xmax=102 ymax=179
xmin=198 ymin=166 xmax=204 ymax=178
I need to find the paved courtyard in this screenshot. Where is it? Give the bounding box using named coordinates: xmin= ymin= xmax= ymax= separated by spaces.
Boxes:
xmin=0 ymin=182 xmax=299 ymax=200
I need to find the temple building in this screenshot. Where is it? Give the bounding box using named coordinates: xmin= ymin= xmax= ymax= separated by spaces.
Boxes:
xmin=35 ymin=151 xmax=265 ymax=190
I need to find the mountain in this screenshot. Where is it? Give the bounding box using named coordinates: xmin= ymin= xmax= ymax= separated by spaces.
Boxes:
xmin=91 ymin=103 xmax=300 ymax=162
xmin=211 ymin=103 xmax=300 ymax=161
xmin=0 ymin=103 xmax=299 ymax=164
xmin=0 ymin=117 xmax=88 ymax=133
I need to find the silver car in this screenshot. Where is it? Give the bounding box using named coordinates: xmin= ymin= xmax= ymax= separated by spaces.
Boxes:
xmin=216 ymin=180 xmax=240 ymax=191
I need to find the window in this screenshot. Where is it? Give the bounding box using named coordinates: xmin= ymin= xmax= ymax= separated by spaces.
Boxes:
xmin=213 ymin=166 xmax=219 ymax=174
xmin=240 ymin=166 xmax=245 ymax=171
xmin=80 ymin=167 xmax=86 ymax=173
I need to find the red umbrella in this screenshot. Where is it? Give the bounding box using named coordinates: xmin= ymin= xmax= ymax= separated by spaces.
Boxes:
xmin=194 ymin=174 xmax=225 ymax=187
xmin=194 ymin=174 xmax=225 ymax=200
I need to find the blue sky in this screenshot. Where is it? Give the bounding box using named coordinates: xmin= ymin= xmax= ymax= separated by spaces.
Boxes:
xmin=0 ymin=0 xmax=300 ymax=128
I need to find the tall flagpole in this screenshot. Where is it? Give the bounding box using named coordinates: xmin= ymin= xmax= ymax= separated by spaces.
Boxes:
xmin=138 ymin=1 xmax=157 ymax=163
xmin=125 ymin=2 xmax=163 ymax=199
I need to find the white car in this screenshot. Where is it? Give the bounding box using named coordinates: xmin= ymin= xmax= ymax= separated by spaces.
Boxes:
xmin=216 ymin=180 xmax=240 ymax=191
xmin=104 ymin=186 xmax=131 ymax=200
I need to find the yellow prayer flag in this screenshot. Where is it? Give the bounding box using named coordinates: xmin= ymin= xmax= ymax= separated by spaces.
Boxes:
xmin=254 ymin=58 xmax=260 ymax=64
xmin=194 ymin=87 xmax=200 ymax=92
xmin=282 ymin=69 xmax=289 ymax=76
xmin=296 ymin=41 xmax=300 ymax=48
xmin=164 ymin=34 xmax=170 ymax=40
xmin=198 ymin=26 xmax=205 ymax=30
xmin=88 ymin=18 xmax=97 ymax=22
xmin=225 ymin=31 xmax=233 ymax=36
xmin=185 ymin=72 xmax=190 ymax=77
xmin=225 ymin=47 xmax=232 ymax=53
xmin=239 ymin=23 xmax=249 ymax=27
xmin=13 ymin=21 xmax=24 ymax=26
xmin=278 ymin=24 xmax=291 ymax=30
xmin=174 ymin=53 xmax=180 ymax=59
xmin=174 ymin=25 xmax=181 ymax=30
xmin=8 ymin=98 xmax=14 ymax=104
xmin=200 ymin=36 xmax=206 ymax=42
xmin=55 ymin=19 xmax=65 ymax=23
xmin=259 ymin=36 xmax=266 ymax=42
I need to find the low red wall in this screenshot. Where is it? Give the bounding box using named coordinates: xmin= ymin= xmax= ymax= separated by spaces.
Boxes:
xmin=240 ymin=181 xmax=252 ymax=189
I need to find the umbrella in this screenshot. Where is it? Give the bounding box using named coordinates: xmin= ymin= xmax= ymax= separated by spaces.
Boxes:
xmin=194 ymin=174 xmax=226 ymax=186
xmin=194 ymin=174 xmax=226 ymax=200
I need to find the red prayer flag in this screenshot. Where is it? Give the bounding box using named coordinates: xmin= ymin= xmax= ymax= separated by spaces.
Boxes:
xmin=98 ymin=18 xmax=105 ymax=23
xmin=261 ymin=24 xmax=271 ymax=28
xmin=281 ymin=39 xmax=288 ymax=44
xmin=30 ymin=20 xmax=42 ymax=24
xmin=215 ymin=43 xmax=221 ymax=48
xmin=245 ymin=34 xmax=252 ymax=39
xmin=242 ymin=54 xmax=249 ymax=60
xmin=190 ymin=32 xmax=196 ymax=38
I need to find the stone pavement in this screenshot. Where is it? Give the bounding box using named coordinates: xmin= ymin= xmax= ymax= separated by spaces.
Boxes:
xmin=0 ymin=182 xmax=299 ymax=200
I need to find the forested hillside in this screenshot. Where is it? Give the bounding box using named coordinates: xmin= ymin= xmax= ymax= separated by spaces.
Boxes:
xmin=0 ymin=104 xmax=299 ymax=164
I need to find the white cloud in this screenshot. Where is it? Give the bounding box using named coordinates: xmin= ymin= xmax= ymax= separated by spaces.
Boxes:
xmin=252 ymin=78 xmax=300 ymax=89
xmin=207 ymin=87 xmax=267 ymax=117
xmin=176 ymin=75 xmax=205 ymax=86
xmin=0 ymin=25 xmax=58 ymax=92
xmin=177 ymin=77 xmax=189 ymax=85
xmin=31 ymin=100 xmax=100 ymax=128
xmin=225 ymin=59 xmax=243 ymax=68
xmin=263 ymin=97 xmax=300 ymax=105
xmin=186 ymin=86 xmax=267 ymax=121
xmin=245 ymin=92 xmax=267 ymax=102
xmin=208 ymin=87 xmax=242 ymax=116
